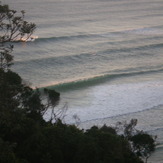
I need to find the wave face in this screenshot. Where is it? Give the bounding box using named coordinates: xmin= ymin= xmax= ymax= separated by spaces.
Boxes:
xmin=41 ymin=67 xmax=163 ymax=91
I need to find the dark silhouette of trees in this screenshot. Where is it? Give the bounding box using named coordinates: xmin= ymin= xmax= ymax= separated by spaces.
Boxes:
xmin=115 ymin=119 xmax=156 ymax=163
xmin=0 ymin=1 xmax=36 ymax=70
xmin=130 ymin=132 xmax=156 ymax=163
xmin=0 ymin=2 xmax=36 ymax=43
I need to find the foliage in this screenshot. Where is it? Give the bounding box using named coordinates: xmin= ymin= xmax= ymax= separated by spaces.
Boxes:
xmin=0 ymin=1 xmax=36 ymax=70
xmin=115 ymin=119 xmax=156 ymax=163
xmin=0 ymin=138 xmax=17 ymax=163
xmin=0 ymin=2 xmax=36 ymax=43
xmin=130 ymin=132 xmax=156 ymax=163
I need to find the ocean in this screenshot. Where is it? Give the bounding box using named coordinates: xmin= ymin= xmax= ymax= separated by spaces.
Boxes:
xmin=3 ymin=0 xmax=163 ymax=162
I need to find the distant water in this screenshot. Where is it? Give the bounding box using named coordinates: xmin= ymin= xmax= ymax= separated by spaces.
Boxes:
xmin=3 ymin=0 xmax=163 ymax=162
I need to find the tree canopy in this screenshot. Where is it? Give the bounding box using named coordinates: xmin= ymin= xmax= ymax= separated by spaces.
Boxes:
xmin=0 ymin=1 xmax=36 ymax=70
xmin=0 ymin=2 xmax=36 ymax=43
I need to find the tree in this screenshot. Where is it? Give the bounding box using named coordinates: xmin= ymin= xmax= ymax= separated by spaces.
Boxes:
xmin=130 ymin=132 xmax=156 ymax=163
xmin=0 ymin=1 xmax=36 ymax=70
xmin=0 ymin=3 xmax=60 ymax=162
xmin=0 ymin=2 xmax=36 ymax=43
xmin=0 ymin=1 xmax=60 ymax=120
xmin=115 ymin=119 xmax=156 ymax=163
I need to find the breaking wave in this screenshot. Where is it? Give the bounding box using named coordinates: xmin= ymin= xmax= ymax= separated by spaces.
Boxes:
xmin=42 ymin=67 xmax=163 ymax=90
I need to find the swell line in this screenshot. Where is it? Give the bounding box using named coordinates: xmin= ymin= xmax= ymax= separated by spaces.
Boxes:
xmin=14 ymin=42 xmax=163 ymax=64
xmin=35 ymin=26 xmax=163 ymax=43
xmin=101 ymin=43 xmax=163 ymax=54
xmin=42 ymin=67 xmax=163 ymax=90
xmin=35 ymin=34 xmax=100 ymax=43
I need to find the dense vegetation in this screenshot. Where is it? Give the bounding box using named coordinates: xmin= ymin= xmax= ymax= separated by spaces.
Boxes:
xmin=0 ymin=2 xmax=156 ymax=163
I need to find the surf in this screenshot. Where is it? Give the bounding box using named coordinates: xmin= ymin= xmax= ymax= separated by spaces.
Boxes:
xmin=38 ymin=66 xmax=163 ymax=91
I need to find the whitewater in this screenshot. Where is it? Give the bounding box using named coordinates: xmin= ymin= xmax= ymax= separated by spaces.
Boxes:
xmin=3 ymin=0 xmax=163 ymax=162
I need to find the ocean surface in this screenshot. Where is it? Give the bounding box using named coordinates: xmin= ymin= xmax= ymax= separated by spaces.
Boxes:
xmin=3 ymin=0 xmax=163 ymax=162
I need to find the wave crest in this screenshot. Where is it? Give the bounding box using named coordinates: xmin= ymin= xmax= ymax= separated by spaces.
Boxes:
xmin=41 ymin=67 xmax=163 ymax=90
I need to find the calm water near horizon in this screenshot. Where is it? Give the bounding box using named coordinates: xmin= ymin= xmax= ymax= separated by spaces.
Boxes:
xmin=3 ymin=0 xmax=163 ymax=162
